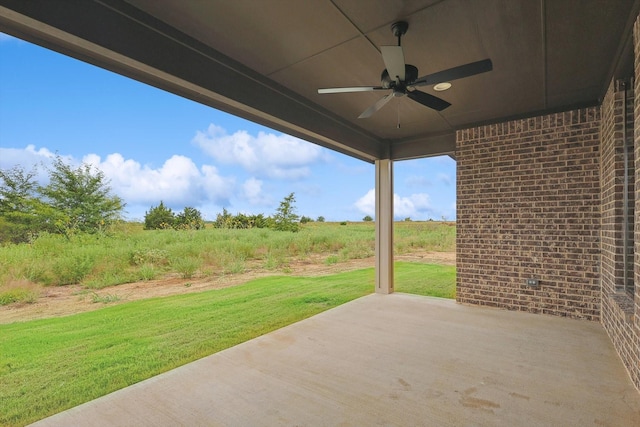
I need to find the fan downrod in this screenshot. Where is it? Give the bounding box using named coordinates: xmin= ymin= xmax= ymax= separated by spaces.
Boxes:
xmin=391 ymin=21 xmax=408 ymax=42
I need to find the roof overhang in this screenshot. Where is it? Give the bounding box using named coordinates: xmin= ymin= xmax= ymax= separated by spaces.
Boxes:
xmin=1 ymin=0 xmax=638 ymax=162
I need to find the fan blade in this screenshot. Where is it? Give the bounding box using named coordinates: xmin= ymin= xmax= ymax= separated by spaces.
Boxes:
xmin=407 ymin=90 xmax=451 ymax=111
xmin=413 ymin=58 xmax=493 ymax=86
xmin=358 ymin=94 xmax=393 ymax=119
xmin=381 ymin=46 xmax=405 ymax=82
xmin=318 ymin=86 xmax=384 ymax=94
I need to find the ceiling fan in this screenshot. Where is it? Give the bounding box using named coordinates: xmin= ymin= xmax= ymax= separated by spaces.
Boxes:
xmin=318 ymin=21 xmax=493 ymax=119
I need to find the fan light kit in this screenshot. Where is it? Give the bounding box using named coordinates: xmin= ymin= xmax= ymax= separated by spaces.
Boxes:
xmin=433 ymin=82 xmax=452 ymax=91
xmin=318 ymin=21 xmax=493 ymax=119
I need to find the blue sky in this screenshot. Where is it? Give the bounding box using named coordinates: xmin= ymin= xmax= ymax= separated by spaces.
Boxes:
xmin=0 ymin=33 xmax=456 ymax=222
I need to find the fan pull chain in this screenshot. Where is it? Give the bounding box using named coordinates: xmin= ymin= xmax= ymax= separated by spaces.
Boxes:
xmin=397 ymin=101 xmax=401 ymax=129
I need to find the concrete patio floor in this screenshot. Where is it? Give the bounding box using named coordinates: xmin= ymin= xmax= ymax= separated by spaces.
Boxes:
xmin=31 ymin=293 xmax=640 ymax=426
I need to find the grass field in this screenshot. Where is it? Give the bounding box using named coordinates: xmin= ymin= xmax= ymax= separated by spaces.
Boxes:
xmin=0 ymin=262 xmax=455 ymax=426
xmin=0 ymin=221 xmax=455 ymax=305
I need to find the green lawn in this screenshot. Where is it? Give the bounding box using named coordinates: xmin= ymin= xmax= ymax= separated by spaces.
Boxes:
xmin=395 ymin=262 xmax=456 ymax=298
xmin=0 ymin=262 xmax=454 ymax=426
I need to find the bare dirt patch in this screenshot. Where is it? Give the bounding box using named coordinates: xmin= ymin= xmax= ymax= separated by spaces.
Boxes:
xmin=0 ymin=251 xmax=454 ymax=324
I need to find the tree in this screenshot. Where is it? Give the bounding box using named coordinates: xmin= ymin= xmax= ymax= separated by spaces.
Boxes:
xmin=316 ymin=216 xmax=325 ymax=222
xmin=39 ymin=157 xmax=124 ymax=237
xmin=175 ymin=206 xmax=205 ymax=230
xmin=0 ymin=160 xmax=124 ymax=242
xmin=273 ymin=192 xmax=299 ymax=232
xmin=0 ymin=166 xmax=39 ymax=213
xmin=144 ymin=201 xmax=175 ymax=230
xmin=300 ymin=216 xmax=313 ymax=224
xmin=0 ymin=166 xmax=47 ymax=243
xmin=362 ymin=215 xmax=373 ymax=222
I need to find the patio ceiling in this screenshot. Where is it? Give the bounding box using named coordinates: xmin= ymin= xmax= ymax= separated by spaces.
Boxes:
xmin=0 ymin=0 xmax=638 ymax=162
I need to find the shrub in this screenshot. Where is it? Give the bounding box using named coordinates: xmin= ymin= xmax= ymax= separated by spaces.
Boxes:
xmin=175 ymin=207 xmax=205 ymax=230
xmin=227 ymin=259 xmax=246 ymax=274
xmin=324 ymin=255 xmax=339 ymax=265
xmin=172 ymin=257 xmax=201 ymax=279
xmin=363 ymin=215 xmax=373 ymax=222
xmin=129 ymin=248 xmax=169 ymax=266
xmin=212 ymin=210 xmax=268 ymax=229
xmin=0 ymin=286 xmax=39 ymax=305
xmin=21 ymin=261 xmax=51 ymax=285
xmin=213 ymin=208 xmax=233 ymax=229
xmin=137 ymin=263 xmax=159 ymax=281
xmin=264 ymin=252 xmax=287 ymax=270
xmin=51 ymin=254 xmax=94 ymax=286
xmin=232 ymin=213 xmax=264 ymax=229
xmin=300 ymin=216 xmax=313 ymax=224
xmin=0 ymin=213 xmax=39 ymax=245
xmin=144 ymin=202 xmax=175 ymax=230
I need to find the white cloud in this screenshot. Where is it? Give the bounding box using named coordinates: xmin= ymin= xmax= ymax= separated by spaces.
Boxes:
xmin=394 ymin=193 xmax=432 ymax=219
xmin=82 ymin=153 xmax=234 ymax=208
xmin=192 ymin=124 xmax=326 ymax=179
xmin=354 ymin=188 xmax=433 ymax=220
xmin=0 ymin=144 xmax=57 ymax=166
xmin=1 ymin=145 xmax=237 ymax=219
xmin=242 ymin=177 xmax=272 ymax=206
xmin=354 ymin=189 xmax=376 ymax=217
xmin=0 ymin=144 xmax=68 ymax=184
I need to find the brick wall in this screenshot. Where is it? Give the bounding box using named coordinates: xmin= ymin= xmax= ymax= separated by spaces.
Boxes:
xmin=456 ymin=108 xmax=601 ymax=320
xmin=600 ymin=76 xmax=639 ymax=391
xmin=599 ymin=14 xmax=640 ymax=392
xmin=600 ymin=80 xmax=632 ymax=298
xmin=455 ymin=10 xmax=640 ymax=393
xmin=632 ymin=14 xmax=640 ymax=390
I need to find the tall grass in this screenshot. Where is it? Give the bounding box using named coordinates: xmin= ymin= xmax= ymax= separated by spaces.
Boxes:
xmin=0 ymin=222 xmax=455 ymax=305
xmin=394 ymin=221 xmax=456 ymax=253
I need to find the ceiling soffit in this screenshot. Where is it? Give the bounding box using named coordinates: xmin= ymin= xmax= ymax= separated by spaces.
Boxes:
xmin=1 ymin=0 xmax=639 ymax=161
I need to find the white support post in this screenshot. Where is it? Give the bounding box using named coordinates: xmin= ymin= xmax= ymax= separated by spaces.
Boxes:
xmin=375 ymin=159 xmax=394 ymax=294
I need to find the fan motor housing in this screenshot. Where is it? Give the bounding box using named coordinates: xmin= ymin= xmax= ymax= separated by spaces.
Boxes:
xmin=381 ymin=64 xmax=418 ymax=88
